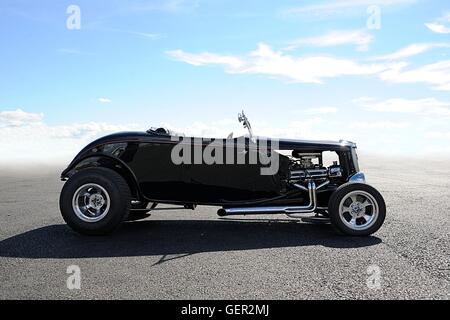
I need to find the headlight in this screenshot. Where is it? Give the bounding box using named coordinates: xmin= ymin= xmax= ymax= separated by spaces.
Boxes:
xmin=349 ymin=172 xmax=366 ymax=183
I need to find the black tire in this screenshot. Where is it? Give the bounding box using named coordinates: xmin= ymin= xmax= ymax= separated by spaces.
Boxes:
xmin=328 ymin=183 xmax=386 ymax=236
xmin=60 ymin=167 xmax=131 ymax=235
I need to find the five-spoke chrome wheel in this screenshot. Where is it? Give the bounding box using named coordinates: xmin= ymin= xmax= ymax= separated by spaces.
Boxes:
xmin=60 ymin=167 xmax=131 ymax=235
xmin=72 ymin=183 xmax=111 ymax=223
xmin=328 ymin=183 xmax=386 ymax=236
xmin=338 ymin=190 xmax=379 ymax=231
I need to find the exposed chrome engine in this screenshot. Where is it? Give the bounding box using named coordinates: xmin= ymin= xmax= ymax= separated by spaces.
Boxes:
xmin=288 ymin=152 xmax=342 ymax=182
xmin=218 ymin=152 xmax=343 ymax=218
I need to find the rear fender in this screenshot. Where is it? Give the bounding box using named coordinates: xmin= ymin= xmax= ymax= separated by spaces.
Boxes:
xmin=61 ymin=155 xmax=142 ymax=200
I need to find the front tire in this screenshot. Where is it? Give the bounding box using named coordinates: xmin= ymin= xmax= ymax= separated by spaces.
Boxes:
xmin=328 ymin=183 xmax=386 ymax=236
xmin=60 ymin=168 xmax=131 ymax=235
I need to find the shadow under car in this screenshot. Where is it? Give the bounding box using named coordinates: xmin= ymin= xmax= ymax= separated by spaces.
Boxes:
xmin=0 ymin=219 xmax=382 ymax=260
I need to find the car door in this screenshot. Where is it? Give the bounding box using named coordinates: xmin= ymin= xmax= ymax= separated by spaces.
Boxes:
xmin=183 ymin=137 xmax=280 ymax=204
xmin=127 ymin=139 xmax=186 ymax=202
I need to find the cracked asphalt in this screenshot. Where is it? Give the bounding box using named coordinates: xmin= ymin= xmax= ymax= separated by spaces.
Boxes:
xmin=0 ymin=157 xmax=449 ymax=300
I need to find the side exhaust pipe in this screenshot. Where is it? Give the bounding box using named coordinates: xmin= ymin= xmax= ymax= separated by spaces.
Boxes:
xmin=217 ymin=181 xmax=328 ymax=217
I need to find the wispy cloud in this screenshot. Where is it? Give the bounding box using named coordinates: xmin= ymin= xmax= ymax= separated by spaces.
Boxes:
xmin=0 ymin=109 xmax=139 ymax=164
xmin=425 ymin=23 xmax=450 ymax=34
xmin=167 ymin=43 xmax=391 ymax=84
xmin=105 ymin=28 xmax=162 ymax=39
xmin=349 ymin=121 xmax=410 ymax=129
xmin=379 ymin=60 xmax=450 ymax=91
xmin=425 ymin=131 xmax=450 ymax=139
xmin=0 ymin=109 xmax=44 ymax=127
xmin=281 ymin=0 xmax=416 ymax=18
xmin=128 ymin=31 xmax=162 ymax=39
xmin=356 ymin=97 xmax=450 ymax=116
xmin=129 ymin=0 xmax=200 ymax=14
xmin=168 ymin=41 xmax=450 ymax=90
xmin=369 ymin=43 xmax=450 ymax=61
xmin=425 ymin=13 xmax=450 ymax=34
xmin=304 ymin=107 xmax=338 ymax=115
xmin=167 ymin=50 xmax=245 ymax=69
xmin=98 ymin=98 xmax=112 ymax=104
xmin=162 ymin=117 xmax=338 ymax=142
xmin=160 ymin=117 xmax=425 ymax=157
xmin=286 ymin=30 xmax=373 ymax=52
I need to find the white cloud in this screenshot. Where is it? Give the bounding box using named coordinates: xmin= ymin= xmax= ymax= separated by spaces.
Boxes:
xmin=242 ymin=44 xmax=388 ymax=83
xmin=156 ymin=117 xmax=435 ymax=157
xmin=351 ymin=97 xmax=375 ymax=104
xmin=0 ymin=109 xmax=44 ymax=127
xmin=130 ymin=0 xmax=200 ymax=13
xmin=168 ymin=42 xmax=450 ymax=90
xmin=425 ymin=131 xmax=450 ymax=139
xmin=356 ymin=97 xmax=450 ymax=116
xmin=47 ymin=122 xmax=137 ymax=139
xmin=127 ymin=31 xmax=161 ymax=39
xmin=379 ymin=60 xmax=450 ymax=91
xmin=425 ymin=14 xmax=450 ymax=34
xmin=370 ymin=43 xmax=450 ymax=61
xmin=161 ymin=120 xmax=242 ymax=138
xmin=349 ymin=121 xmax=410 ymax=129
xmin=1 ymin=108 xmax=448 ymax=165
xmin=98 ymin=98 xmax=112 ymax=104
xmin=281 ymin=0 xmax=416 ymax=17
xmin=104 ymin=28 xmax=162 ymax=39
xmin=162 ymin=116 xmax=341 ymax=142
xmin=286 ymin=30 xmax=373 ymax=51
xmin=167 ymin=50 xmax=245 ymax=69
xmin=0 ymin=109 xmax=140 ymax=165
xmin=304 ymin=107 xmax=338 ymax=115
xmin=167 ymin=43 xmax=391 ymax=84
xmin=425 ymin=23 xmax=450 ymax=34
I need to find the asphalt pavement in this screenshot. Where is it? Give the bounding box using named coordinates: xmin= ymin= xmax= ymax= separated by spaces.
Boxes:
xmin=0 ymin=157 xmax=449 ymax=299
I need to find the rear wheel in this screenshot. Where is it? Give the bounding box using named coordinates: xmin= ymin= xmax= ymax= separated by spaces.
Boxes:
xmin=60 ymin=168 xmax=131 ymax=235
xmin=328 ymin=183 xmax=386 ymax=236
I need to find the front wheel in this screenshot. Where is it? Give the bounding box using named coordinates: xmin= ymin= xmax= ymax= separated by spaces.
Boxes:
xmin=60 ymin=168 xmax=131 ymax=235
xmin=328 ymin=183 xmax=386 ymax=236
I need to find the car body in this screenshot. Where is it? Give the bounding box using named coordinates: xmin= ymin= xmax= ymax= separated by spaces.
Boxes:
xmin=60 ymin=112 xmax=386 ymax=236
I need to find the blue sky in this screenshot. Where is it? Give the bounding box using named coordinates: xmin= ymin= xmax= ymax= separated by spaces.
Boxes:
xmin=1 ymin=0 xmax=450 ymax=163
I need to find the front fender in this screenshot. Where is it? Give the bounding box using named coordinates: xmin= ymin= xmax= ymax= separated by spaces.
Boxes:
xmin=348 ymin=172 xmax=366 ymax=183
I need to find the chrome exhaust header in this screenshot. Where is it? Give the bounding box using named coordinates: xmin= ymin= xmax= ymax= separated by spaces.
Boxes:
xmin=217 ymin=181 xmax=328 ymax=217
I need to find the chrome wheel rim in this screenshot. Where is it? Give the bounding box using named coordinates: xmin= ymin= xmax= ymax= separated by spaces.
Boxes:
xmin=72 ymin=184 xmax=110 ymax=223
xmin=338 ymin=191 xmax=379 ymax=231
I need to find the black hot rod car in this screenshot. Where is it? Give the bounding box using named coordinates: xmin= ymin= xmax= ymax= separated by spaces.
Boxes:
xmin=60 ymin=112 xmax=386 ymax=236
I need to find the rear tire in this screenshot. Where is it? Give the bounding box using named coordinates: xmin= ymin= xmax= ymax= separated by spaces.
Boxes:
xmin=328 ymin=183 xmax=386 ymax=236
xmin=60 ymin=168 xmax=131 ymax=235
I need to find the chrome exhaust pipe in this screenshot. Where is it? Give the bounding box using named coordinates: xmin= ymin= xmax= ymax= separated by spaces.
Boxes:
xmin=217 ymin=181 xmax=326 ymax=217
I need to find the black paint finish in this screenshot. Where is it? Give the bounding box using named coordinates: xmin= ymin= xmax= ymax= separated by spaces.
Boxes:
xmin=61 ymin=131 xmax=358 ymax=206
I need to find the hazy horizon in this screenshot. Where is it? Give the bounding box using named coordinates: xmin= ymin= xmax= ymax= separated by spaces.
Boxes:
xmin=0 ymin=151 xmax=447 ymax=176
